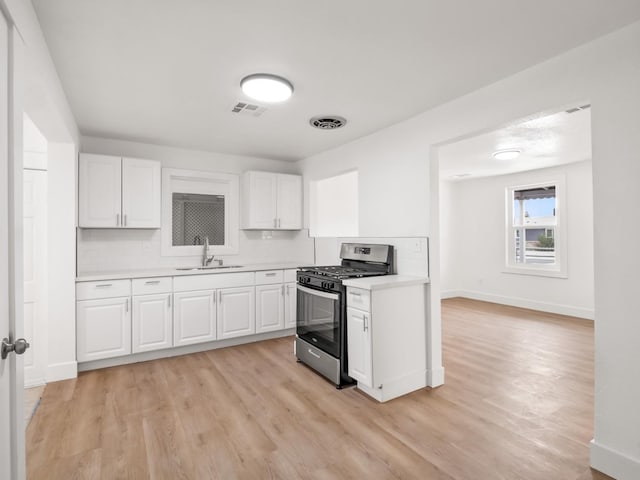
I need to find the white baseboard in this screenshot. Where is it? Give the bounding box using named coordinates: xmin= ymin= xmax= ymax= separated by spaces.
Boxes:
xmin=440 ymin=290 xmax=461 ymax=299
xmin=427 ymin=366 xmax=445 ymax=387
xmin=444 ymin=289 xmax=595 ymax=320
xmin=78 ymin=329 xmax=295 ymax=372
xmin=24 ymin=378 xmax=46 ymax=388
xmin=46 ymin=361 xmax=78 ymax=382
xmin=590 ymin=439 xmax=640 ymax=480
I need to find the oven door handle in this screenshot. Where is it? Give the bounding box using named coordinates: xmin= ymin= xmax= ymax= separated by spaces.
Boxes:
xmin=296 ymin=284 xmax=340 ymax=301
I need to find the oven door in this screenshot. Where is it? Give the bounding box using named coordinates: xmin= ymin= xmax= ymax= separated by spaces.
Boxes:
xmin=296 ymin=284 xmax=341 ymax=358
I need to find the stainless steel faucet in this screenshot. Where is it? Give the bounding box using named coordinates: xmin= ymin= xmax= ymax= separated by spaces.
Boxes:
xmin=202 ymin=237 xmax=214 ymax=266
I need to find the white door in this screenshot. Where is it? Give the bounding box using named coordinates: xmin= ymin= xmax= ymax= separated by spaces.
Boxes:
xmin=76 ymin=297 xmax=132 ymax=362
xmin=78 ymin=153 xmax=122 ymax=228
xmin=245 ymin=171 xmax=277 ymax=229
xmin=276 ymin=174 xmax=302 ymax=229
xmin=121 ymin=157 xmax=161 ymax=228
xmin=346 ymin=307 xmax=372 ymax=388
xmin=23 ymin=170 xmax=47 ymax=386
xmin=1 ymin=10 xmax=26 ymax=479
xmin=173 ymin=290 xmax=216 ymax=346
xmin=284 ymin=282 xmax=297 ymax=328
xmin=256 ymin=284 xmax=284 ymax=333
xmin=132 ymin=293 xmax=172 ymax=353
xmin=217 ymin=286 xmax=255 ymax=340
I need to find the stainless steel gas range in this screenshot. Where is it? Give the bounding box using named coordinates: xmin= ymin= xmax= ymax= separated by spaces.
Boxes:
xmin=295 ymin=243 xmax=394 ymax=388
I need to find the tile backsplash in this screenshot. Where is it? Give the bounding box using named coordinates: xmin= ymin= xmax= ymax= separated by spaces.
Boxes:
xmin=77 ymin=228 xmax=315 ymax=274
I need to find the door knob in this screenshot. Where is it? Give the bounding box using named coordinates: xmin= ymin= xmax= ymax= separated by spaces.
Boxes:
xmin=1 ymin=337 xmax=30 ymax=360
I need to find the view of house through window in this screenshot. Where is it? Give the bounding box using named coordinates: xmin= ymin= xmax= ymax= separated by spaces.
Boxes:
xmin=510 ymin=184 xmax=557 ymax=265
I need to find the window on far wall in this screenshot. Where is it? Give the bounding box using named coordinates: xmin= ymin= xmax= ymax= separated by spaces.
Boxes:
xmin=506 ymin=178 xmax=567 ymax=277
xmin=310 ymin=170 xmax=358 ymax=237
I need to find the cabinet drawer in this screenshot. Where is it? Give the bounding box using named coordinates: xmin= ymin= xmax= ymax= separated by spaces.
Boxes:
xmin=173 ymin=272 xmax=255 ymax=292
xmin=284 ymin=269 xmax=297 ymax=283
xmin=77 ymin=279 xmax=131 ymax=300
xmin=255 ymin=270 xmax=284 ymax=285
xmin=346 ymin=287 xmax=371 ymax=312
xmin=132 ymin=277 xmax=172 ymax=295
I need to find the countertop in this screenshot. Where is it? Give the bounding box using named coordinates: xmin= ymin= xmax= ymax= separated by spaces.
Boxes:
xmin=342 ymin=275 xmax=430 ymax=291
xmin=76 ymin=262 xmax=309 ymax=282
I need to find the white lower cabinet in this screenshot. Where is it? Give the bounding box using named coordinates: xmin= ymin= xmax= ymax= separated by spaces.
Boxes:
xmin=346 ymin=307 xmax=372 ymax=388
xmin=284 ymin=282 xmax=297 ymax=328
xmin=256 ymin=284 xmax=284 ymax=333
xmin=173 ymin=290 xmax=216 ymax=346
xmin=132 ymin=293 xmax=173 ymax=353
xmin=217 ymin=286 xmax=255 ymax=340
xmin=77 ymin=297 xmax=131 ymax=362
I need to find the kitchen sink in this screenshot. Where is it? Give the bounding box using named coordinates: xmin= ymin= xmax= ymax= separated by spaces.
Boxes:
xmin=176 ymin=265 xmax=243 ymax=271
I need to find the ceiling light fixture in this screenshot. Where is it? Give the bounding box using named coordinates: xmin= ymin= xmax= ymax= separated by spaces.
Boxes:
xmin=492 ymin=149 xmax=521 ymax=161
xmin=240 ymin=74 xmax=293 ymax=103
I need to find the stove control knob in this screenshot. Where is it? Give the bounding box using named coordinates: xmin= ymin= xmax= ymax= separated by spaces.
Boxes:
xmin=321 ymin=282 xmax=327 ymax=289
xmin=329 ymin=283 xmax=335 ymax=289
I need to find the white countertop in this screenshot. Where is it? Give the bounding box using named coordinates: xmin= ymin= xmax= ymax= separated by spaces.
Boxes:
xmin=76 ymin=262 xmax=309 ymax=282
xmin=342 ymin=275 xmax=430 ymax=291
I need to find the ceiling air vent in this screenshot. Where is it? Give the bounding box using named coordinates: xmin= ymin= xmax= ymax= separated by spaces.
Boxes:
xmin=309 ymin=116 xmax=347 ymax=130
xmin=231 ymin=101 xmax=266 ymax=117
xmin=565 ymin=104 xmax=591 ymax=114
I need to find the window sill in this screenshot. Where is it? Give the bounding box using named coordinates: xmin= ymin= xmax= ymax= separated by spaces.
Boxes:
xmin=502 ymin=265 xmax=568 ymax=279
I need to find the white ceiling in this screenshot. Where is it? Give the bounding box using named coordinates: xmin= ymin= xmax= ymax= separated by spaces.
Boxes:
xmin=439 ymin=107 xmax=592 ymax=180
xmin=32 ymin=1 xmax=640 ymax=162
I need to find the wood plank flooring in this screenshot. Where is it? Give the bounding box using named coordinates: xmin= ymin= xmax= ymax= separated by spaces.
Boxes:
xmin=27 ymin=298 xmax=611 ymax=479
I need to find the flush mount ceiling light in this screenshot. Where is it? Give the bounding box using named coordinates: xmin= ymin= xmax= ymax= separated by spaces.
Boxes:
xmin=240 ymin=74 xmax=293 ymax=103
xmin=492 ymin=149 xmax=521 ymax=161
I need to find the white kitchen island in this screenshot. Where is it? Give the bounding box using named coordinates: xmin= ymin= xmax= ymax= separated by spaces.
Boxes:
xmin=343 ymin=275 xmax=430 ymax=402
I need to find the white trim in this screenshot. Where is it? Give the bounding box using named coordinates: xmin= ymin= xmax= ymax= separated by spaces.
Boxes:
xmin=590 ymin=440 xmax=640 ymax=480
xmin=46 ymin=361 xmax=77 ymax=382
xmin=78 ymin=329 xmax=294 ymax=372
xmin=23 ymin=378 xmax=45 ymax=388
xmin=161 ymin=168 xmax=239 ymax=257
xmin=440 ymin=289 xmax=462 ymax=299
xmin=447 ymin=290 xmax=594 ymax=320
xmin=427 ymin=366 xmax=445 ymax=387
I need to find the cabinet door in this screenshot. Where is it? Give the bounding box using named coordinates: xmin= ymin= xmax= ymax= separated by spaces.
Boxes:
xmin=276 ymin=174 xmax=302 ymax=229
xmin=173 ymin=290 xmax=216 ymax=346
xmin=217 ymin=286 xmax=255 ymax=340
xmin=78 ymin=154 xmax=122 ymax=228
xmin=256 ymin=284 xmax=284 ymax=333
xmin=121 ymin=157 xmax=161 ymax=228
xmin=77 ymin=297 xmax=131 ymax=362
xmin=346 ymin=307 xmax=372 ymax=388
xmin=284 ymin=282 xmax=297 ymax=328
xmin=244 ymin=171 xmax=277 ymax=229
xmin=132 ymin=293 xmax=172 ymax=353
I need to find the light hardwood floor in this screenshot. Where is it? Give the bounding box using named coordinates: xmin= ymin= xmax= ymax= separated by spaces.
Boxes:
xmin=26 ymin=298 xmax=612 ymax=479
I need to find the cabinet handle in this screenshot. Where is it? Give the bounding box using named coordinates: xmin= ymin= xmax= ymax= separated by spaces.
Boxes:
xmin=278 ymin=218 xmax=281 ymax=228
xmin=273 ymin=218 xmax=277 ymax=228
xmin=213 ymin=292 xmax=216 ymax=304
xmin=281 ymin=285 xmax=285 ymax=296
xmin=124 ymin=214 xmax=127 ymax=227
xmin=363 ymin=314 xmax=368 ymax=332
xmin=145 ymin=280 xmax=161 ymax=285
xmin=350 ymin=292 xmax=362 ymax=297
xmin=266 ymin=272 xmax=277 ymax=277
xmin=286 ymin=285 xmax=290 ymax=296
xmin=125 ymin=298 xmax=129 ymax=313
xmin=116 ymin=214 xmax=120 ymax=226
xmin=95 ymin=284 xmax=113 ymax=288
xmin=219 ymin=290 xmax=222 ymax=304
xmin=168 ymin=295 xmax=171 ymax=308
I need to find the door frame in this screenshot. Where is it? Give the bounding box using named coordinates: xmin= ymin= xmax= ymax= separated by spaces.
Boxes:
xmin=0 ymin=0 xmax=25 ymax=477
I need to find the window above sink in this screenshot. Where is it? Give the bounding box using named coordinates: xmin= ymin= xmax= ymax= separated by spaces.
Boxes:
xmin=161 ymin=168 xmax=239 ymax=257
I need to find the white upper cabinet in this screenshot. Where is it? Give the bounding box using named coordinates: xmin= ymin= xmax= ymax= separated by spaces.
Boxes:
xmin=242 ymin=171 xmax=302 ymax=230
xmin=78 ymin=154 xmax=122 ymax=228
xmin=121 ymin=157 xmax=161 ymax=228
xmin=78 ymin=153 xmax=161 ymax=228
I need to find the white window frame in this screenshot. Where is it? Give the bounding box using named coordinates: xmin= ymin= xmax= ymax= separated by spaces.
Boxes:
xmin=161 ymin=168 xmax=239 ymax=257
xmin=504 ymin=176 xmax=567 ymax=278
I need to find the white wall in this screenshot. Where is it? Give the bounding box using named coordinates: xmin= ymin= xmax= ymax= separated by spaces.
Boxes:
xmin=5 ymin=0 xmax=80 ymax=385
xmin=440 ymin=161 xmax=594 ymax=319
xmin=298 ymin=21 xmax=640 ymax=479
xmin=77 ymin=136 xmax=314 ymax=274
